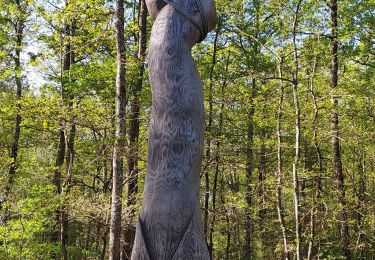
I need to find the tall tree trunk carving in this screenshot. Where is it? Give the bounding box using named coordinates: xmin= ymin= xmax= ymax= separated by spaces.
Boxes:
xmin=131 ymin=0 xmax=216 ymax=259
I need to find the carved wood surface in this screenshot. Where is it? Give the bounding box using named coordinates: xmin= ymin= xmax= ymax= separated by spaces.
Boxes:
xmin=170 ymin=216 xmax=211 ymax=260
xmin=131 ymin=218 xmax=151 ymax=260
xmin=131 ymin=0 xmax=216 ymax=259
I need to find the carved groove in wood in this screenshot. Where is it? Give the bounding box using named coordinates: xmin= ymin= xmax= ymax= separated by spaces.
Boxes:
xmin=131 ymin=0 xmax=216 ymax=259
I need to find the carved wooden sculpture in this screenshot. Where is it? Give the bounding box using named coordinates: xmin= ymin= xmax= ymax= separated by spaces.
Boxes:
xmin=131 ymin=0 xmax=216 ymax=259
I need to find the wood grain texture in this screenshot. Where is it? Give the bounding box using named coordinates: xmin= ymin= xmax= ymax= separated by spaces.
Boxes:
xmin=171 ymin=216 xmax=211 ymax=260
xmin=131 ymin=0 xmax=216 ymax=259
xmin=131 ymin=218 xmax=151 ymax=260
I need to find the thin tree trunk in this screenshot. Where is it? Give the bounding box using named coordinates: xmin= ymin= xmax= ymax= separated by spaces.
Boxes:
xmin=243 ymin=74 xmax=259 ymax=260
xmin=258 ymin=106 xmax=267 ymax=254
xmin=244 ymin=74 xmax=255 ymax=259
xmin=4 ymin=0 xmax=24 ymax=218
xmin=204 ymin=24 xmax=220 ymax=240
xmin=307 ymin=56 xmax=320 ymax=260
xmin=123 ymin=1 xmax=147 ymax=259
xmin=60 ymin=206 xmax=68 ymax=260
xmin=52 ymin=124 xmax=65 ymax=253
xmin=292 ymin=1 xmax=302 ymax=258
xmin=276 ymin=58 xmax=290 ymax=260
xmin=61 ymin=121 xmax=76 ymax=260
xmin=101 ymin=227 xmax=109 ymax=260
xmin=109 ymin=0 xmax=127 ymax=258
xmin=220 ymin=166 xmax=231 ymax=260
xmin=329 ymin=0 xmax=351 ymax=258
xmin=52 ymin=8 xmax=73 ymax=258
xmin=209 ymin=157 xmax=219 ymax=256
xmin=60 ymin=16 xmax=77 ymax=259
xmin=225 ymin=214 xmax=231 ymax=260
xmin=209 ymin=51 xmax=229 ymax=254
xmin=258 ymin=130 xmax=266 ymax=223
xmin=357 ymin=152 xmax=366 ymax=259
xmin=103 ymin=128 xmax=111 ymax=193
xmin=243 ymin=3 xmax=259 ymax=256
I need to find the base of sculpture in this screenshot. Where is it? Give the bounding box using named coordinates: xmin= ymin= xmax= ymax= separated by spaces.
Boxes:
xmin=131 ymin=216 xmax=210 ymax=260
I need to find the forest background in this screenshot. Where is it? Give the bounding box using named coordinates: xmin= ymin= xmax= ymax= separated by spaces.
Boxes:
xmin=0 ymin=0 xmax=374 ymax=259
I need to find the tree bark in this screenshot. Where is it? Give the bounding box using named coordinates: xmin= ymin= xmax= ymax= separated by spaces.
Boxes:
xmin=131 ymin=0 xmax=216 ymax=258
xmin=307 ymin=56 xmax=320 ymax=260
xmin=328 ymin=0 xmax=351 ymax=258
xmin=4 ymin=0 xmax=24 ymax=218
xmin=356 ymin=151 xmax=366 ymax=259
xmin=209 ymin=50 xmax=229 ymax=255
xmin=109 ymin=0 xmax=127 ymax=258
xmin=244 ymin=75 xmax=255 ymax=260
xmin=292 ymin=1 xmax=302 ymax=258
xmin=61 ymin=122 xmax=76 ymax=260
xmin=204 ymin=21 xmax=220 ymax=241
xmin=52 ymin=123 xmax=65 ymax=254
xmin=276 ymin=57 xmax=290 ymax=260
xmin=258 ymin=105 xmax=267 ymax=254
xmin=52 ymin=8 xmax=74 ymax=259
xmin=243 ymin=2 xmax=259 ymax=256
xmin=61 ymin=16 xmax=77 ymax=259
xmin=123 ymin=1 xmax=147 ymax=259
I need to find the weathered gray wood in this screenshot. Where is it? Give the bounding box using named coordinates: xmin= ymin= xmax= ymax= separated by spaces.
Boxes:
xmin=131 ymin=0 xmax=216 ymax=259
xmin=171 ymin=216 xmax=211 ymax=260
xmin=131 ymin=219 xmax=151 ymax=260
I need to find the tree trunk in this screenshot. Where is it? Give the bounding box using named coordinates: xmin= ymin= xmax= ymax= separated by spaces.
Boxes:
xmin=209 ymin=51 xmax=229 ymax=255
xmin=123 ymin=1 xmax=147 ymax=259
xmin=356 ymin=151 xmax=366 ymax=259
xmin=329 ymin=0 xmax=351 ymax=258
xmin=52 ymin=124 xmax=65 ymax=254
xmin=60 ymin=205 xmax=68 ymax=260
xmin=61 ymin=121 xmax=76 ymax=260
xmin=204 ymin=21 xmax=220 ymax=241
xmin=258 ymin=106 xmax=267 ymax=254
xmin=101 ymin=227 xmax=109 ymax=260
xmin=307 ymin=56 xmax=320 ymax=260
xmin=276 ymin=58 xmax=290 ymax=260
xmin=225 ymin=214 xmax=231 ymax=260
xmin=60 ymin=15 xmax=77 ymax=259
xmin=292 ymin=1 xmax=302 ymax=258
xmin=52 ymin=9 xmax=74 ymax=258
xmin=219 ymin=164 xmax=230 ymax=260
xmin=109 ymin=0 xmax=127 ymax=258
xmin=244 ymin=75 xmax=255 ymax=260
xmin=4 ymin=0 xmax=24 ymax=219
xmin=243 ymin=2 xmax=259 ymax=256
xmin=131 ymin=0 xmax=216 ymax=259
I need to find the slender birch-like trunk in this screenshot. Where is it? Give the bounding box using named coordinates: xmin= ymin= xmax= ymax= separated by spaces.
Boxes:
xmin=292 ymin=1 xmax=302 ymax=258
xmin=276 ymin=58 xmax=290 ymax=260
xmin=109 ymin=0 xmax=127 ymax=258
